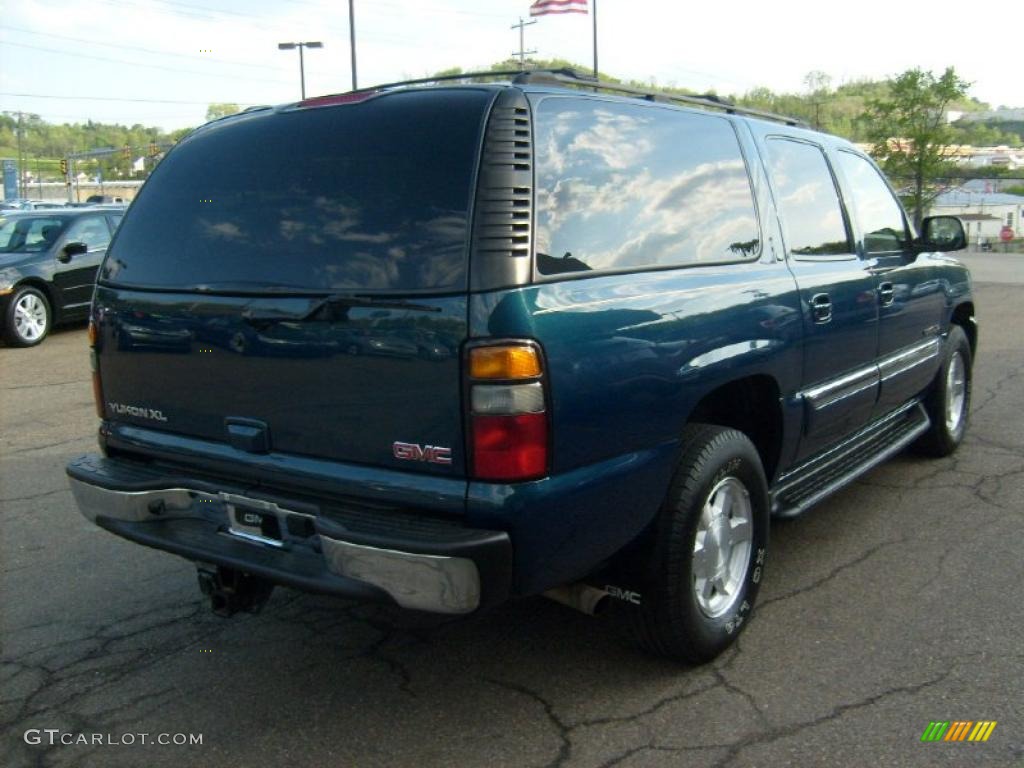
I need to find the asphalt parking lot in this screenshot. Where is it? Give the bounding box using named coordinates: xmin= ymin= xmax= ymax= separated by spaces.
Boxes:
xmin=2 ymin=260 xmax=1022 ymax=768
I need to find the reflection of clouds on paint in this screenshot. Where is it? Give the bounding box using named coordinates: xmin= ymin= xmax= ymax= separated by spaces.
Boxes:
xmin=535 ymin=99 xmax=760 ymax=272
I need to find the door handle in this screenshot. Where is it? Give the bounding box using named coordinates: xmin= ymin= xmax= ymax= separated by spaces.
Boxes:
xmin=810 ymin=293 xmax=832 ymax=324
xmin=878 ymin=282 xmax=895 ymax=307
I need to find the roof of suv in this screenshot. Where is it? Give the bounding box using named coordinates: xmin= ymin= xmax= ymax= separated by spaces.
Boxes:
xmin=213 ymin=68 xmax=812 ymax=136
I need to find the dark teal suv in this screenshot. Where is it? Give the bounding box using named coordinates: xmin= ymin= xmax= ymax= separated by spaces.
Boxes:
xmin=67 ymin=70 xmax=975 ymax=663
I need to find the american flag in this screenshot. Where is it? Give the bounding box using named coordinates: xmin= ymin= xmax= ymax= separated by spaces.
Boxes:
xmin=529 ymin=0 xmax=589 ymax=16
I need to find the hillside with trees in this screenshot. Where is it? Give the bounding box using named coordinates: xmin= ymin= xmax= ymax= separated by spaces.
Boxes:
xmin=0 ymin=112 xmax=189 ymax=183
xmin=2 ymin=61 xmax=1020 ymax=187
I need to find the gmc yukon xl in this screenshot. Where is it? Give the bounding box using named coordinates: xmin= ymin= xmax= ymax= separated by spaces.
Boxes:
xmin=67 ymin=70 xmax=975 ymax=662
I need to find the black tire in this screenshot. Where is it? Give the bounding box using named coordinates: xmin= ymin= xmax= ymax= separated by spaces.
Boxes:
xmin=915 ymin=325 xmax=972 ymax=457
xmin=3 ymin=285 xmax=51 ymax=347
xmin=630 ymin=424 xmax=769 ymax=664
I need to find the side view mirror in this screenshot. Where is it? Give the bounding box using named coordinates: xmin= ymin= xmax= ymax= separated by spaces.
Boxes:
xmin=58 ymin=241 xmax=88 ymax=263
xmin=918 ymin=216 xmax=966 ymax=252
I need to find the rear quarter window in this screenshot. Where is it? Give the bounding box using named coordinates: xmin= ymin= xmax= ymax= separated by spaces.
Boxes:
xmin=102 ymin=89 xmax=493 ymax=293
xmin=533 ymin=98 xmax=761 ymax=277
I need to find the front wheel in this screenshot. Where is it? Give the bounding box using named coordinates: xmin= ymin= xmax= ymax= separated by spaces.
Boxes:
xmin=630 ymin=424 xmax=769 ymax=663
xmin=4 ymin=286 xmax=52 ymax=347
xmin=916 ymin=325 xmax=972 ymax=457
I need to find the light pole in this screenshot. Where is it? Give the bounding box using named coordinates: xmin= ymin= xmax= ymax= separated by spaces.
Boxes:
xmin=277 ymin=41 xmax=324 ymax=99
xmin=348 ymin=0 xmax=358 ymax=90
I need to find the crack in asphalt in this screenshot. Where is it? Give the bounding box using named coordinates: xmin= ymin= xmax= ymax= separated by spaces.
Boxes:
xmin=0 ymin=437 xmax=91 ymax=457
xmin=968 ymin=361 xmax=1024 ymax=417
xmin=756 ymin=538 xmax=903 ymax=611
xmin=0 ymin=488 xmax=68 ymax=505
xmin=483 ymin=677 xmax=573 ymax=768
xmin=708 ymin=670 xmax=954 ymax=768
xmin=3 ymin=379 xmax=90 ymax=392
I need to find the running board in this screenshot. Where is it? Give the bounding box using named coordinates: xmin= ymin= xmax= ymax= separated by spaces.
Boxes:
xmin=771 ymin=402 xmax=930 ymax=518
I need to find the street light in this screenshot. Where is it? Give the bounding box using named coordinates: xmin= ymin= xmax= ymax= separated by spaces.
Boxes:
xmin=277 ymin=41 xmax=324 ymax=99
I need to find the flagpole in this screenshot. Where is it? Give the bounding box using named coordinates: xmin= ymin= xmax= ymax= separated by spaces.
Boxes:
xmin=592 ymin=0 xmax=598 ymax=79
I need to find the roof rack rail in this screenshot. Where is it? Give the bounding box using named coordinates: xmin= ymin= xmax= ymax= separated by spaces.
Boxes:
xmin=511 ymin=69 xmax=808 ymax=127
xmin=316 ymin=67 xmax=807 ymax=128
xmin=355 ymin=68 xmax=551 ymax=93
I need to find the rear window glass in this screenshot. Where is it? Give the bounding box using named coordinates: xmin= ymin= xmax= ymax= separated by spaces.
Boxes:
xmin=534 ymin=98 xmax=760 ymax=276
xmin=103 ymin=89 xmax=492 ymax=293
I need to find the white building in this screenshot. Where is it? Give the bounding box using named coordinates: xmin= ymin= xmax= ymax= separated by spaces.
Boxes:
xmin=930 ymin=189 xmax=1024 ymax=246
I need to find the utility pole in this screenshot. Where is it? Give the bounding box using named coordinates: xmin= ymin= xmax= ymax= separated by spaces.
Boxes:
xmin=15 ymin=112 xmax=25 ymax=199
xmin=809 ymin=99 xmax=823 ymax=131
xmin=510 ymin=17 xmax=537 ymax=70
xmin=349 ymin=0 xmax=358 ymax=90
xmin=592 ymin=0 xmax=598 ymax=79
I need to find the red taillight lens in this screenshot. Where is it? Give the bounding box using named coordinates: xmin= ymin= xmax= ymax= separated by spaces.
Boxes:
xmin=472 ymin=413 xmax=548 ymax=481
xmin=298 ymin=91 xmax=377 ymax=108
xmin=467 ymin=342 xmax=549 ymax=482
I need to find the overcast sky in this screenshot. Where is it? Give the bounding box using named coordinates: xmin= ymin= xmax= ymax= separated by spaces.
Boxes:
xmin=1 ymin=0 xmax=1019 ymax=131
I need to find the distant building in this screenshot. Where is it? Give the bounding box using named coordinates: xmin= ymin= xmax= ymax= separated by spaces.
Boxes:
xmin=854 ymin=141 xmax=1023 ymax=169
xmin=930 ymin=189 xmax=1023 ymax=245
xmin=959 ymin=146 xmax=1024 ymax=170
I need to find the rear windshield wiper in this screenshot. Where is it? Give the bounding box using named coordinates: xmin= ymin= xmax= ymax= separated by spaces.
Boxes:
xmin=241 ymin=293 xmax=442 ymax=328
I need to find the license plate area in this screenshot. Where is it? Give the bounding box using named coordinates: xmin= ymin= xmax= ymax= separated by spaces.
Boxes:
xmin=222 ymin=493 xmax=313 ymax=548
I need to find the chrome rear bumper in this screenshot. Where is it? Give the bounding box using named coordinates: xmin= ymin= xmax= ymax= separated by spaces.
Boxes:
xmin=67 ymin=460 xmax=509 ymax=615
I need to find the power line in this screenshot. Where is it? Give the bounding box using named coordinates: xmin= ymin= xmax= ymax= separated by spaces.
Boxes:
xmin=1 ymin=25 xmax=282 ymax=71
xmin=34 ymin=0 xmax=347 ymax=35
xmin=0 ymin=92 xmax=254 ymax=106
xmin=0 ymin=41 xmax=291 ymax=84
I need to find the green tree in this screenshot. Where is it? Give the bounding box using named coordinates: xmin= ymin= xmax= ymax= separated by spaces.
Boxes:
xmin=862 ymin=67 xmax=971 ymax=228
xmin=205 ymin=103 xmax=241 ymax=121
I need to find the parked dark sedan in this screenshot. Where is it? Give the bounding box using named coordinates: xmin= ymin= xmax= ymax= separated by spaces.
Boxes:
xmin=0 ymin=208 xmax=123 ymax=346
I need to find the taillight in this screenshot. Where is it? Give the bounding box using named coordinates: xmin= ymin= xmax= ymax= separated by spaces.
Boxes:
xmin=467 ymin=342 xmax=549 ymax=481
xmin=88 ymin=318 xmax=104 ymax=418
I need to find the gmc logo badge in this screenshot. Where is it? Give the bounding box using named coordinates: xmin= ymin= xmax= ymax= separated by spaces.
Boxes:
xmin=392 ymin=442 xmax=452 ymax=465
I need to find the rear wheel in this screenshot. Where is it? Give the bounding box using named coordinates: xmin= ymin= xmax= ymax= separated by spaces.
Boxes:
xmin=630 ymin=424 xmax=769 ymax=663
xmin=916 ymin=325 xmax=972 ymax=457
xmin=4 ymin=286 xmax=51 ymax=347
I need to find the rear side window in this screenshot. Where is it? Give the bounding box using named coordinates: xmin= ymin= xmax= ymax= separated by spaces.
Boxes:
xmin=534 ymin=98 xmax=760 ymax=276
xmin=835 ymin=151 xmax=910 ymax=254
xmin=103 ymin=89 xmax=493 ymax=293
xmin=0 ymin=216 xmax=64 ymax=253
xmin=765 ymin=138 xmax=851 ymax=256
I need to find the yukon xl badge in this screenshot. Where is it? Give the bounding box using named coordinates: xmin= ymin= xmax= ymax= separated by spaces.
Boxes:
xmin=392 ymin=442 xmax=452 ymax=465
xmin=107 ymin=402 xmax=168 ymax=422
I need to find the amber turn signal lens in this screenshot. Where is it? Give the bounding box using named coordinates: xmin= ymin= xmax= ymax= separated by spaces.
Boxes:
xmin=87 ymin=319 xmax=98 ymax=347
xmin=469 ymin=345 xmax=542 ymax=380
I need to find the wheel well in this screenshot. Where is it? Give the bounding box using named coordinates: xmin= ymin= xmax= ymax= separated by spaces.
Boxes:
xmin=687 ymin=375 xmax=783 ymax=480
xmin=951 ymin=302 xmax=976 ymax=357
